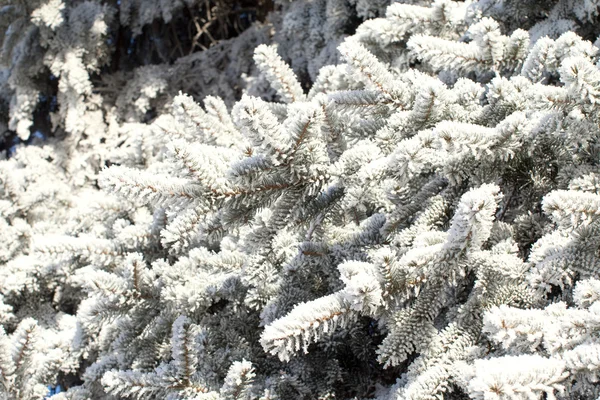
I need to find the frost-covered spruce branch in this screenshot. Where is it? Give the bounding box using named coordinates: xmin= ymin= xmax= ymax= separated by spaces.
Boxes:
xmin=94 ymin=33 xmax=600 ymax=398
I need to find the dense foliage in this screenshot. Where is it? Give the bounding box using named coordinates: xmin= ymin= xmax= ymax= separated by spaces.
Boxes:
xmin=2 ymin=1 xmax=600 ymax=399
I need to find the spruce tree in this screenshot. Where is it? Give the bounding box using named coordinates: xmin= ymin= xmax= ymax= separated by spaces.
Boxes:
xmin=2 ymin=1 xmax=600 ymax=399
